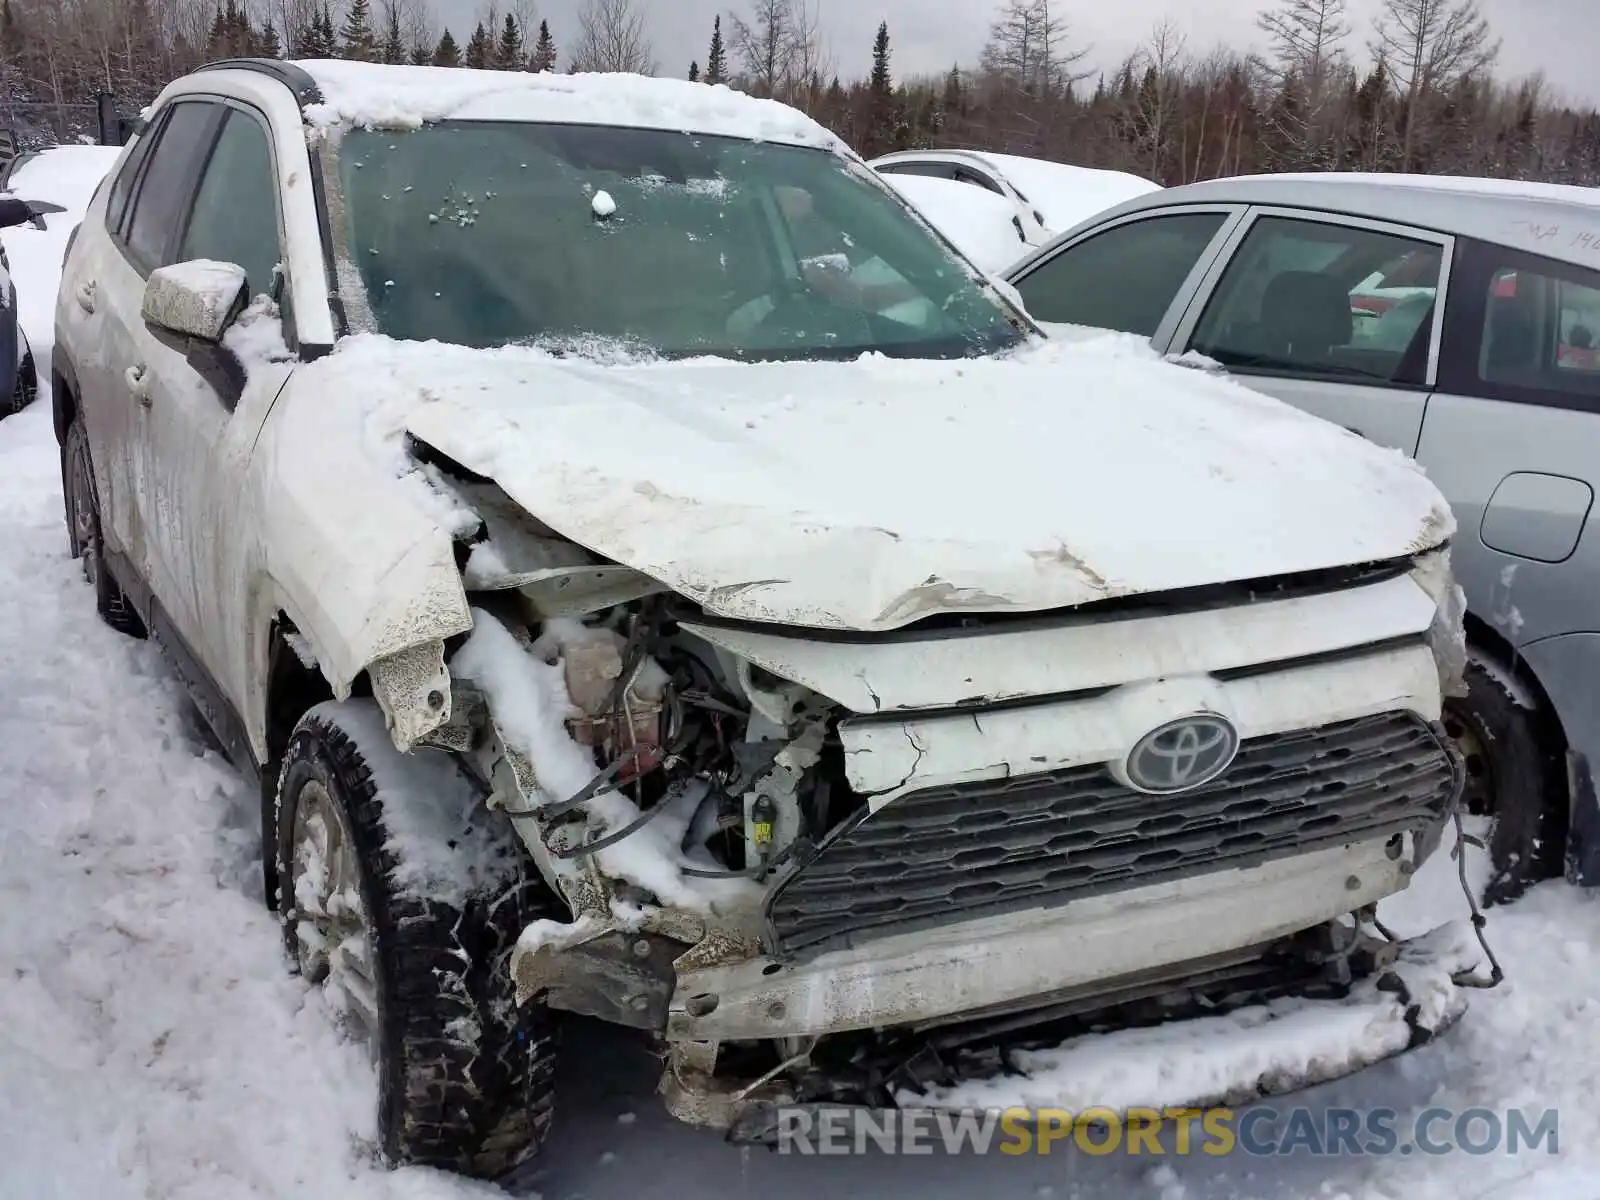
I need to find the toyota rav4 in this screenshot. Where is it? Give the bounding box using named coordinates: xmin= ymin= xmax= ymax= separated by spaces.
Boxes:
xmin=53 ymin=57 xmax=1481 ymax=1179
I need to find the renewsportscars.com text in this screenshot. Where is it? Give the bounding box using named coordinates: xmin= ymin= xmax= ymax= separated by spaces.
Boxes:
xmin=773 ymin=1105 xmax=1560 ymax=1158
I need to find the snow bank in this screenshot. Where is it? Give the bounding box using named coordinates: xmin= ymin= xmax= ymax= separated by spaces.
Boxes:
xmin=296 ymin=60 xmax=844 ymax=151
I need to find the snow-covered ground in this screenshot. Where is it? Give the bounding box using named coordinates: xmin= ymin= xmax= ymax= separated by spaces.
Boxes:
xmin=4 ymin=146 xmax=1600 ymax=1200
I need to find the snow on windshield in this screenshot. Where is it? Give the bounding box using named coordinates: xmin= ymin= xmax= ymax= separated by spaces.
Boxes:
xmin=326 ymin=121 xmax=1023 ymax=361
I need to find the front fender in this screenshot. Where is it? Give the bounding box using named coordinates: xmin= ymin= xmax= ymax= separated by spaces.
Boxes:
xmin=1515 ymin=633 xmax=1600 ymax=886
xmin=244 ymin=374 xmax=476 ymax=761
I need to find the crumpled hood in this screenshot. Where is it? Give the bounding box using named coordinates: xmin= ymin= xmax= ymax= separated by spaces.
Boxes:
xmin=332 ymin=331 xmax=1454 ymax=631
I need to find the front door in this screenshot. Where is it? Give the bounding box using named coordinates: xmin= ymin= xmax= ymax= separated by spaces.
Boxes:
xmin=1167 ymin=209 xmax=1454 ymax=456
xmin=124 ymin=102 xmax=296 ymax=710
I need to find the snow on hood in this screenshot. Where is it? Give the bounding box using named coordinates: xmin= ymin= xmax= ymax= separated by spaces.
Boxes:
xmin=974 ymin=152 xmax=1162 ymax=233
xmin=295 ymin=59 xmax=845 ymax=151
xmin=320 ymin=330 xmax=1453 ymax=632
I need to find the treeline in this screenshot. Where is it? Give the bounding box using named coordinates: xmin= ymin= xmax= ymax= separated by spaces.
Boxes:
xmin=5 ymin=0 xmax=1600 ymax=189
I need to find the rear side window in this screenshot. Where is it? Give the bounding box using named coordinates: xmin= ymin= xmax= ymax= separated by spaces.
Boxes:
xmin=1440 ymin=238 xmax=1600 ymax=410
xmin=123 ymin=101 xmax=223 ymax=272
xmin=1189 ymin=215 xmax=1442 ymax=386
xmin=104 ymin=124 xmax=161 ymax=236
xmin=1013 ymin=212 xmax=1226 ymax=336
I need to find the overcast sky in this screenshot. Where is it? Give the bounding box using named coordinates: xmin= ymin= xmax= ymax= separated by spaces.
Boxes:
xmin=435 ymin=0 xmax=1595 ymax=108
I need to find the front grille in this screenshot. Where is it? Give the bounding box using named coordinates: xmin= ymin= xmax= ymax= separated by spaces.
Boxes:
xmin=766 ymin=711 xmax=1459 ymax=960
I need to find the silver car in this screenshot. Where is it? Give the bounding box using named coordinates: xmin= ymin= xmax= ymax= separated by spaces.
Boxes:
xmin=1004 ymin=172 xmax=1600 ymax=904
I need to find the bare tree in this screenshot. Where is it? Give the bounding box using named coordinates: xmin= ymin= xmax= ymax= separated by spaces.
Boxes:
xmin=979 ymin=0 xmax=1091 ymax=98
xmin=729 ymin=0 xmax=826 ymax=100
xmin=569 ymin=0 xmax=654 ymax=74
xmin=1371 ymin=0 xmax=1499 ymax=167
xmin=1255 ymin=0 xmax=1349 ymax=100
xmin=1128 ymin=19 xmax=1187 ymax=178
xmin=1252 ymin=0 xmax=1352 ymax=168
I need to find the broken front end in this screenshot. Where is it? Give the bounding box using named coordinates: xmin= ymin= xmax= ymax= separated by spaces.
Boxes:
xmin=388 ymin=513 xmax=1478 ymax=1132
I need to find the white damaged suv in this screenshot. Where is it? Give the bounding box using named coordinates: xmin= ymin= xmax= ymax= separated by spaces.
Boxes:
xmin=54 ymin=59 xmax=1481 ymax=1177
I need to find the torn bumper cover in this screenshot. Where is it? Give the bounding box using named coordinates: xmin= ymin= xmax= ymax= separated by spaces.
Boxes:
xmin=711 ymin=921 xmax=1479 ymax=1146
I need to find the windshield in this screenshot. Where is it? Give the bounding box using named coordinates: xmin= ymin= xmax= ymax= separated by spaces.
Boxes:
xmin=326 ymin=121 xmax=1026 ymax=361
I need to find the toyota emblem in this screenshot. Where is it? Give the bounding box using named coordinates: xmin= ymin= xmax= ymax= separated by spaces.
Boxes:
xmin=1124 ymin=714 xmax=1240 ymax=794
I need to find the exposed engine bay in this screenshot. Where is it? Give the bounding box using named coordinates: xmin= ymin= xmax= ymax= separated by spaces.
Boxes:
xmin=372 ymin=442 xmax=1475 ymax=1129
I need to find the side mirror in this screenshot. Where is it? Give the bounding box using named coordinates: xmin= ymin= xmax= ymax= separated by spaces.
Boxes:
xmin=0 ymin=197 xmax=34 ymax=229
xmin=141 ymin=260 xmax=248 ymax=344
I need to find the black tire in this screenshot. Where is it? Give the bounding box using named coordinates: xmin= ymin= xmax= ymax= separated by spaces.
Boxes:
xmin=2 ymin=346 xmax=35 ymax=417
xmin=62 ymin=416 xmax=146 ymax=637
xmin=1442 ymin=651 xmax=1568 ymax=906
xmin=274 ymin=700 xmax=561 ymax=1178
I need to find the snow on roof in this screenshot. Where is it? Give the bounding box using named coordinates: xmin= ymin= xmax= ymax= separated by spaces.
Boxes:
xmin=969 ymin=152 xmax=1163 ymax=231
xmin=292 ymin=58 xmax=846 ymax=150
xmin=881 ymin=173 xmax=1032 ymax=274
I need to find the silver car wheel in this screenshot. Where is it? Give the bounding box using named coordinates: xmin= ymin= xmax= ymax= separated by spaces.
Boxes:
xmin=289 ymin=780 xmax=381 ymax=1061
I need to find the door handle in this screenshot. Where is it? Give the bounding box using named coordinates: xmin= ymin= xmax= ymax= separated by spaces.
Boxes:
xmin=126 ymin=363 xmax=152 ymax=408
xmin=74 ymin=279 xmax=96 ymax=313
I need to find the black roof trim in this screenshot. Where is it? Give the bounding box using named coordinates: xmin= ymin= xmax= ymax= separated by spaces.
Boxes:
xmin=191 ymin=58 xmax=324 ymax=108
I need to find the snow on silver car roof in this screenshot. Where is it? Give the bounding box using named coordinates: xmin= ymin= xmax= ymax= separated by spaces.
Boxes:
xmin=1066 ymin=171 xmax=1600 ymax=268
xmin=292 ymin=58 xmax=845 ymax=150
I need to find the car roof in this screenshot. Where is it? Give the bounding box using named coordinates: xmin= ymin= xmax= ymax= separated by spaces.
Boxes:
xmin=189 ymin=57 xmax=844 ymax=151
xmin=1059 ymin=171 xmax=1600 ymax=268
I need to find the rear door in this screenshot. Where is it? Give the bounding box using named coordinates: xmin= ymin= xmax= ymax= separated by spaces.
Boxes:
xmin=1417 ymin=238 xmax=1600 ymax=649
xmin=1166 ymin=208 xmax=1453 ymax=455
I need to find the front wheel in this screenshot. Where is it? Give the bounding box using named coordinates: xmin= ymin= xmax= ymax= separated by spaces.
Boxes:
xmin=275 ymin=699 xmax=560 ymax=1177
xmin=1442 ymin=651 xmax=1568 ymax=905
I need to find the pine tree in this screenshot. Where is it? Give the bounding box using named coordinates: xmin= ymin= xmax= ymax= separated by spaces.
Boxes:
xmin=409 ymin=41 xmax=430 ymax=64
xmin=494 ymin=13 xmax=522 ymax=69
xmin=0 ymin=0 xmax=19 ymax=61
xmin=260 ymin=19 xmax=282 ymax=58
xmin=208 ymin=4 xmax=227 ymax=56
xmin=380 ymin=3 xmax=403 ymax=63
xmin=869 ymin=21 xmax=892 ymax=96
xmin=322 ymin=5 xmax=338 ymax=54
xmin=298 ymin=3 xmax=336 ymax=57
xmin=464 ymin=21 xmax=490 ymax=69
xmin=704 ymin=15 xmax=727 ymax=85
xmin=529 ymin=19 xmax=556 ymax=71
xmin=339 ymin=0 xmax=376 ymax=61
xmin=688 ymin=60 xmax=700 ymax=82
xmin=864 ymin=23 xmax=898 ymax=157
xmin=432 ymin=27 xmax=461 ymax=67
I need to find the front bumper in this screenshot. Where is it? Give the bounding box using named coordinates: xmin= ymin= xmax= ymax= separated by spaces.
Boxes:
xmin=669 ymin=921 xmax=1479 ymax=1142
xmin=668 ymin=834 xmax=1419 ymax=1042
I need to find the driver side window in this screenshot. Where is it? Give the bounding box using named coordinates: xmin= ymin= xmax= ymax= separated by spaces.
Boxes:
xmin=179 ymin=108 xmax=284 ymax=307
xmin=1013 ymin=212 xmax=1227 ymax=336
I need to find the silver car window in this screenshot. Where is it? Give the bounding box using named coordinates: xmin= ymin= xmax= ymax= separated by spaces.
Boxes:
xmin=1190 ymin=216 xmax=1442 ymax=386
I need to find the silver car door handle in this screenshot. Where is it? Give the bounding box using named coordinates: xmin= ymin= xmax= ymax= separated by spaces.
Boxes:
xmin=126 ymin=363 xmax=152 ymax=407
xmin=74 ymin=279 xmax=96 ymax=313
